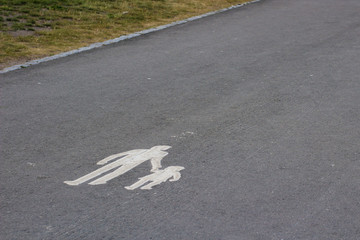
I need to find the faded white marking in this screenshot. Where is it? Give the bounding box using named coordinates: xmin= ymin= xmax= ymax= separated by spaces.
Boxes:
xmin=125 ymin=166 xmax=184 ymax=190
xmin=64 ymin=145 xmax=171 ymax=186
xmin=45 ymin=225 xmax=54 ymax=233
xmin=171 ymin=131 xmax=195 ymax=140
xmin=27 ymin=162 xmax=36 ymax=167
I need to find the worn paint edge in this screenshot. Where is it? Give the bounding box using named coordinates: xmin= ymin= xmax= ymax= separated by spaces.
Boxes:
xmin=0 ymin=0 xmax=261 ymax=74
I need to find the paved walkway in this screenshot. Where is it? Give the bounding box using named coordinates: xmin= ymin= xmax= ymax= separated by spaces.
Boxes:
xmin=1 ymin=0 xmax=360 ymax=239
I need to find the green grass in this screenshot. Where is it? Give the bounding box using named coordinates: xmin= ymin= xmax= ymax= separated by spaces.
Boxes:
xmin=0 ymin=0 xmax=251 ymax=69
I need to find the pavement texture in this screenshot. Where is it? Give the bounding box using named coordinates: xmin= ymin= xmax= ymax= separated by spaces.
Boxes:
xmin=1 ymin=0 xmax=360 ymax=239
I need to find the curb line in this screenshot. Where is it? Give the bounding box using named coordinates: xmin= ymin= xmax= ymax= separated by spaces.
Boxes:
xmin=0 ymin=0 xmax=261 ymax=74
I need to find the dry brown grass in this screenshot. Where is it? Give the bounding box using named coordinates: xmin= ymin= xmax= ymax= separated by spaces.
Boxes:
xmin=0 ymin=0 xmax=251 ymax=70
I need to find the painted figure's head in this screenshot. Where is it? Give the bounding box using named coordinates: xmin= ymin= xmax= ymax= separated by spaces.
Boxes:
xmin=151 ymin=145 xmax=172 ymax=151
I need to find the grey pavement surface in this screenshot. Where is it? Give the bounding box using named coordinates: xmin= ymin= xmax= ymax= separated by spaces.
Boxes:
xmin=1 ymin=0 xmax=360 ymax=239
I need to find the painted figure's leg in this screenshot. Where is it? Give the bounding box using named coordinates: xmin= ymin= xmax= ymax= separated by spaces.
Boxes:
xmin=124 ymin=178 xmax=149 ymax=190
xmin=89 ymin=164 xmax=136 ymax=185
xmin=64 ymin=161 xmax=122 ymax=186
xmin=140 ymin=180 xmax=163 ymax=190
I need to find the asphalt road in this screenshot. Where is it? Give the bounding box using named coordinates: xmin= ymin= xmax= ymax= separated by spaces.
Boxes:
xmin=1 ymin=0 xmax=360 ymax=239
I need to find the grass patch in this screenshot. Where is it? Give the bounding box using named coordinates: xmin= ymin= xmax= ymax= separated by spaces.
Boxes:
xmin=0 ymin=0 xmax=251 ymax=69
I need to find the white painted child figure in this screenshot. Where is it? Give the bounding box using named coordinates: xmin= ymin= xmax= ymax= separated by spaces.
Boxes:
xmin=125 ymin=166 xmax=185 ymax=190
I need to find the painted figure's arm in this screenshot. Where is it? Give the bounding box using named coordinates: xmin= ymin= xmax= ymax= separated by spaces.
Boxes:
xmin=169 ymin=172 xmax=181 ymax=182
xmin=97 ymin=149 xmax=143 ymax=165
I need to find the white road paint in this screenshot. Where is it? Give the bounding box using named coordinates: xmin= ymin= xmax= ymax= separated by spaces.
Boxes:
xmin=125 ymin=166 xmax=184 ymax=190
xmin=0 ymin=0 xmax=261 ymax=74
xmin=64 ymin=145 xmax=171 ymax=186
xmin=171 ymin=131 xmax=195 ymax=140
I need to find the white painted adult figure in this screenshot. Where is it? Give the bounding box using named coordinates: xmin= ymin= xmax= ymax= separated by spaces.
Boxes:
xmin=64 ymin=146 xmax=171 ymax=186
xmin=125 ymin=166 xmax=185 ymax=190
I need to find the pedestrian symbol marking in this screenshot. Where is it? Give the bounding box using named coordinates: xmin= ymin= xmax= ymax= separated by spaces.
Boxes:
xmin=64 ymin=145 xmax=184 ymax=190
xmin=64 ymin=145 xmax=170 ymax=186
